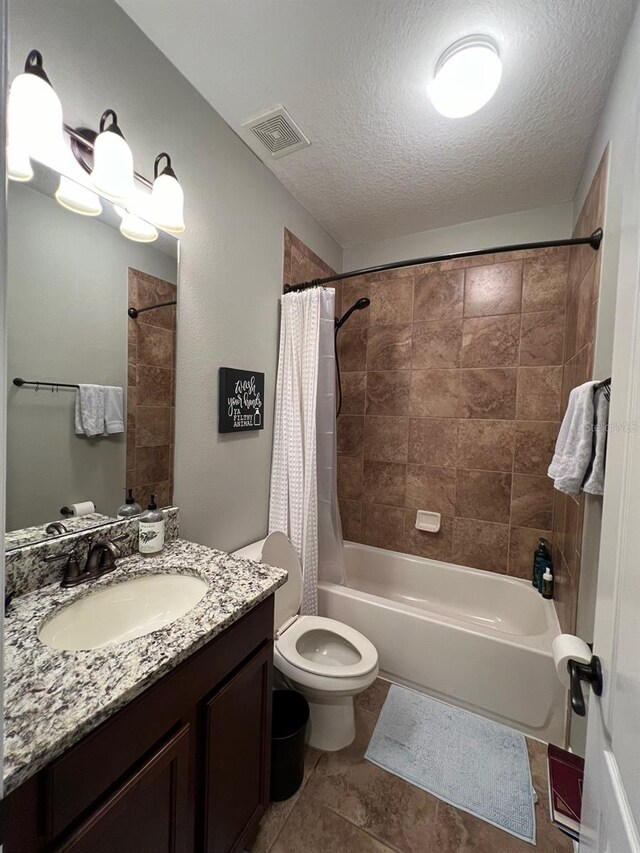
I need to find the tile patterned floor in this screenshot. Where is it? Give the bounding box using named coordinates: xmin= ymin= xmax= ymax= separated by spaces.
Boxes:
xmin=251 ymin=680 xmax=574 ymax=853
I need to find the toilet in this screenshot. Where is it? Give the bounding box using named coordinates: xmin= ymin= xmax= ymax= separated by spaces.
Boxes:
xmin=233 ymin=532 xmax=379 ymax=751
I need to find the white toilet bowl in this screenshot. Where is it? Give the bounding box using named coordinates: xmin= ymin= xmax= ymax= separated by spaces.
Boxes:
xmin=233 ymin=532 xmax=378 ymax=751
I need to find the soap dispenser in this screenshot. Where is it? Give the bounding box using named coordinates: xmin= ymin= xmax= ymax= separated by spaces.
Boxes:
xmin=138 ymin=494 xmax=165 ymax=556
xmin=117 ymin=488 xmax=142 ymax=519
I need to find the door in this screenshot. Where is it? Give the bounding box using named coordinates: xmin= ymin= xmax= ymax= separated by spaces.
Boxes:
xmin=203 ymin=642 xmax=273 ymax=853
xmin=579 ymin=105 xmax=640 ymax=853
xmin=53 ymin=724 xmax=191 ymax=853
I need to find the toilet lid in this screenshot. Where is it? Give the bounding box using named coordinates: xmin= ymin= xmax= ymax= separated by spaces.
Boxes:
xmin=261 ymin=532 xmax=303 ymax=633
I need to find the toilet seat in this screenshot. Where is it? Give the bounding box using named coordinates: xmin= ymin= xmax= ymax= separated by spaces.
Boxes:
xmin=276 ymin=614 xmax=378 ymax=679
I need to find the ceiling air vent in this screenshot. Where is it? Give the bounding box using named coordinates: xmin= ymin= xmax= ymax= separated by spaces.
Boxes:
xmin=242 ymin=106 xmax=310 ymax=160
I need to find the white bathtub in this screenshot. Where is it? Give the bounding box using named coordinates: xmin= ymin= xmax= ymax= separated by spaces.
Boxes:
xmin=318 ymin=541 xmax=567 ymax=744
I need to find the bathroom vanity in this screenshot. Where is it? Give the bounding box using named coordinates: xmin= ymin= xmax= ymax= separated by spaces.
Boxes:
xmin=3 ymin=539 xmax=287 ymax=853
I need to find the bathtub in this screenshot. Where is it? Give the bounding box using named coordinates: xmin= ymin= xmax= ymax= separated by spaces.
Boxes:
xmin=318 ymin=541 xmax=567 ymax=745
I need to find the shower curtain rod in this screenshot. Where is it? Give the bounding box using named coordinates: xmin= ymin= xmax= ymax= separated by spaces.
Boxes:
xmin=283 ymin=228 xmax=603 ymax=293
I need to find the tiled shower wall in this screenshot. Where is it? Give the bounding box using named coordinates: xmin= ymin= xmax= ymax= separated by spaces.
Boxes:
xmin=126 ymin=268 xmax=177 ymax=508
xmin=283 ymin=228 xmax=336 ymax=288
xmin=551 ymin=152 xmax=607 ymax=633
xmin=333 ymin=250 xmax=571 ymax=579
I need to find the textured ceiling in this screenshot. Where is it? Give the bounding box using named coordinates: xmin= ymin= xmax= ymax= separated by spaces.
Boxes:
xmin=116 ymin=0 xmax=637 ymax=246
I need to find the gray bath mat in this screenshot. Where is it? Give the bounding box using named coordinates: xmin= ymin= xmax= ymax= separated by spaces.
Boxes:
xmin=365 ymin=685 xmax=536 ymax=844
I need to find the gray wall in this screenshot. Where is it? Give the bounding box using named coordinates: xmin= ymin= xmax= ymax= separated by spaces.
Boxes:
xmin=8 ymin=0 xmax=342 ymax=552
xmin=6 ymin=182 xmax=176 ymax=530
xmin=343 ymin=202 xmax=573 ymax=269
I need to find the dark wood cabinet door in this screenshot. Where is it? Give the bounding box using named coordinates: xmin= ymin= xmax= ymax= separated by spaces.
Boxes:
xmin=53 ymin=724 xmax=191 ymax=853
xmin=203 ymin=642 xmax=273 ymax=853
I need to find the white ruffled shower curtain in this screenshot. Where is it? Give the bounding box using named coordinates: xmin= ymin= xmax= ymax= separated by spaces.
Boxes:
xmin=269 ymin=288 xmax=345 ymax=615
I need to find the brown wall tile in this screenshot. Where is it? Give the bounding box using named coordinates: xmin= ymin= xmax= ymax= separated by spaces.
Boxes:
xmin=455 ymin=469 xmax=512 ymax=523
xmin=340 ymin=372 xmax=367 ymax=415
xmin=137 ymin=366 xmax=172 ymax=407
xmin=337 ymin=326 xmax=368 ymax=372
xmin=519 ymin=310 xmax=565 ymax=366
xmin=414 ymin=269 xmax=464 ymax=321
xmin=369 ymin=278 xmax=413 ymax=325
xmin=137 ymin=322 xmax=174 ymax=369
xmin=339 ymin=500 xmax=362 ymax=541
xmin=410 ymin=370 xmax=459 ymax=417
xmin=461 ymin=315 xmax=520 ymax=367
xmin=516 ymin=366 xmax=563 ymax=421
xmin=363 ymin=416 xmax=409 ymax=463
xmin=456 ymin=419 xmax=515 ymax=472
xmin=452 ymin=518 xmax=509 ymax=572
xmin=366 ymin=371 xmax=410 ymax=415
xmin=412 ymin=320 xmax=462 ymax=369
xmin=511 ymin=474 xmax=554 ymax=528
xmin=514 ymin=421 xmax=559 ymax=475
xmin=405 ymin=465 xmax=456 ymax=515
xmin=521 ymin=250 xmax=569 ymax=312
xmin=136 ymin=406 xmax=172 ymax=447
xmin=408 ymin=418 xmax=458 ymax=467
xmin=340 ymin=278 xmax=370 ymax=326
xmin=367 ymin=325 xmax=412 ymax=371
xmin=337 ymin=415 xmax=364 ymax=457
xmin=338 ymin=456 xmax=363 ymax=502
xmin=459 ymin=368 xmax=517 ymax=419
xmin=361 ymin=503 xmax=405 ymax=551
xmin=464 ymin=261 xmax=523 ymax=317
xmin=362 ymin=461 xmax=407 ymax=506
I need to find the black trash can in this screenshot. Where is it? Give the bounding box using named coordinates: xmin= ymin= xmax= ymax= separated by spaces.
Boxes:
xmin=270 ymin=689 xmax=310 ymax=801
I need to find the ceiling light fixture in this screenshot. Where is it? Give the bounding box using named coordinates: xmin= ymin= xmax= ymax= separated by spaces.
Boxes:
xmin=90 ymin=109 xmax=136 ymax=204
xmin=428 ymin=35 xmax=502 ymax=118
xmin=150 ymin=153 xmax=185 ymax=234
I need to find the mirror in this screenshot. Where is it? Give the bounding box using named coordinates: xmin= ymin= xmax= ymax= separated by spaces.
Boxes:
xmin=5 ymin=161 xmax=178 ymax=550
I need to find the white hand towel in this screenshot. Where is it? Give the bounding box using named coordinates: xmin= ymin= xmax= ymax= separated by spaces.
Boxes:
xmin=583 ymin=386 xmax=609 ymax=495
xmin=75 ymin=384 xmax=106 ymax=437
xmin=103 ymin=386 xmax=125 ymax=434
xmin=548 ymin=381 xmax=597 ymax=495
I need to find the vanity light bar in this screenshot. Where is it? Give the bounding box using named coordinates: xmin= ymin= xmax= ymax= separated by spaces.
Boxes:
xmin=7 ymin=50 xmax=186 ymax=236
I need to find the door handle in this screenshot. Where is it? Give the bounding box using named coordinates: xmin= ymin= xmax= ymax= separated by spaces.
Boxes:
xmin=568 ymin=655 xmax=603 ymax=716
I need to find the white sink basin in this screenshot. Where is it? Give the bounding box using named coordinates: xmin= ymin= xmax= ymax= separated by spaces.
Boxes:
xmin=38 ymin=574 xmax=208 ymax=651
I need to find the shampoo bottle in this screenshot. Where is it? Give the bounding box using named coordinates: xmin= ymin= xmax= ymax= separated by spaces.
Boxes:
xmin=138 ymin=494 xmax=165 ymax=556
xmin=532 ymin=538 xmax=551 ymax=587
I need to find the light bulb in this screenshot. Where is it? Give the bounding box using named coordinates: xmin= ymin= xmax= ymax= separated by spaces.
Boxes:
xmin=428 ymin=36 xmax=502 ymax=119
xmin=56 ymin=174 xmax=102 ymax=217
xmin=6 ymin=50 xmax=67 ymax=177
xmin=114 ymin=204 xmax=158 ymax=243
xmin=150 ymin=152 xmax=185 ymax=234
xmin=90 ymin=109 xmax=136 ymax=204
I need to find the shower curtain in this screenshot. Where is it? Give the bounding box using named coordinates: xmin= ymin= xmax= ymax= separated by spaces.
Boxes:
xmin=269 ymin=288 xmax=345 ymax=615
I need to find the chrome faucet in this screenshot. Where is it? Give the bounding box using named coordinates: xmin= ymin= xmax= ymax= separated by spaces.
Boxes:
xmin=45 ymin=521 xmax=68 ymax=536
xmin=45 ymin=534 xmax=127 ymax=588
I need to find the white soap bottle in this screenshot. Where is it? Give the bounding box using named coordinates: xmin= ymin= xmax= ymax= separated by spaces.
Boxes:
xmin=138 ymin=494 xmax=165 ymax=556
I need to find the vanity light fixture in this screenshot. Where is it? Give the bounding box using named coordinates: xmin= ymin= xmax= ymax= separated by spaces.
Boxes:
xmin=114 ymin=200 xmax=158 ymax=243
xmin=6 ymin=50 xmax=67 ymax=180
xmin=428 ymin=35 xmax=502 ymax=118
xmin=89 ymin=109 xmax=136 ymax=204
xmin=55 ymin=167 xmax=103 ymax=217
xmin=150 ymin=153 xmax=186 ymax=234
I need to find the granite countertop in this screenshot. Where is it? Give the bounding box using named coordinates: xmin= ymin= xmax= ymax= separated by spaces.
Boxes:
xmin=3 ymin=539 xmax=287 ymax=795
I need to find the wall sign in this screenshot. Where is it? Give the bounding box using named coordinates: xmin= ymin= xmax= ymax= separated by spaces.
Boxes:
xmin=218 ymin=367 xmax=265 ymax=433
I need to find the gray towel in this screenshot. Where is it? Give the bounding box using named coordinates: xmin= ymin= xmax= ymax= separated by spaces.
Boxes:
xmin=583 ymin=386 xmax=609 ymax=495
xmin=75 ymin=384 xmax=105 ymax=437
xmin=103 ymin=386 xmax=124 ymax=434
xmin=548 ymin=381 xmax=597 ymax=495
